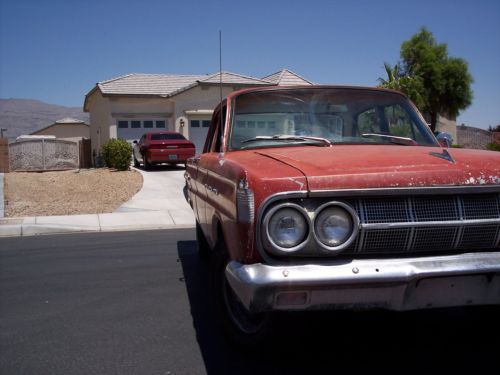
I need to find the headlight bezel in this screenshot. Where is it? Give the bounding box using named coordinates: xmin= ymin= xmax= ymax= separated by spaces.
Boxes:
xmin=312 ymin=201 xmax=359 ymax=253
xmin=259 ymin=198 xmax=360 ymax=258
xmin=262 ymin=202 xmax=311 ymax=255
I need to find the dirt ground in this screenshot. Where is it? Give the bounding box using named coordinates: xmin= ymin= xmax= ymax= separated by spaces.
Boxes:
xmin=4 ymin=168 xmax=143 ymax=217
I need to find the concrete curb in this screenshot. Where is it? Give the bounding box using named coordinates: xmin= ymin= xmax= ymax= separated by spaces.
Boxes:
xmin=0 ymin=173 xmax=4 ymax=218
xmin=0 ymin=210 xmax=196 ymax=237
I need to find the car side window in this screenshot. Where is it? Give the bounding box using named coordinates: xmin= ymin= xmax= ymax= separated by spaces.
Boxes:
xmin=205 ymin=103 xmax=226 ymax=153
xmin=212 ymin=105 xmax=226 ymax=153
xmin=205 ymin=109 xmax=219 ymax=153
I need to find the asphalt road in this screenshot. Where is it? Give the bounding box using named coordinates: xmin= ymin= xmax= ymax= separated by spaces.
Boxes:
xmin=1 ymin=230 xmax=499 ymax=375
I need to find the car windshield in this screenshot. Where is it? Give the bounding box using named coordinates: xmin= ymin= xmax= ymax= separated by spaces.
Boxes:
xmin=229 ymin=88 xmax=437 ymax=150
xmin=151 ymin=133 xmax=185 ymax=141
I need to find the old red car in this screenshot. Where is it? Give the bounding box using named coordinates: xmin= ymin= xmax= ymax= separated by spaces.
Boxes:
xmin=185 ymin=86 xmax=500 ymax=345
xmin=133 ymin=131 xmax=195 ymax=169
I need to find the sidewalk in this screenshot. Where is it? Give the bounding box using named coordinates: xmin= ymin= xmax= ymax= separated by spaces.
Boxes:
xmin=0 ymin=173 xmax=4 ymax=218
xmin=0 ymin=167 xmax=196 ymax=237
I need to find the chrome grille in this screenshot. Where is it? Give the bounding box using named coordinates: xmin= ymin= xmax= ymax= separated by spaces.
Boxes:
xmin=347 ymin=194 xmax=500 ymax=255
xmin=362 ymin=199 xmax=408 ymax=223
xmin=459 ymin=225 xmax=499 ymax=249
xmin=412 ymin=196 xmax=459 ymax=221
xmin=362 ymin=229 xmax=410 ymax=253
xmin=412 ymin=227 xmax=458 ymax=252
xmin=462 ymin=194 xmax=500 ymax=219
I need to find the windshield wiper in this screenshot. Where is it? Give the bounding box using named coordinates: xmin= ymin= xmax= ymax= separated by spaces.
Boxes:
xmin=241 ymin=135 xmax=331 ymax=146
xmin=361 ymin=133 xmax=417 ymax=146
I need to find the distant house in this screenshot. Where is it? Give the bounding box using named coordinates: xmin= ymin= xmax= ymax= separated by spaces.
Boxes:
xmin=83 ymin=69 xmax=312 ymax=158
xmin=31 ymin=117 xmax=90 ymax=139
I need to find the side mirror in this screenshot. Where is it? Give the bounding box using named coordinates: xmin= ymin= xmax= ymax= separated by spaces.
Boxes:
xmin=436 ymin=132 xmax=453 ymax=148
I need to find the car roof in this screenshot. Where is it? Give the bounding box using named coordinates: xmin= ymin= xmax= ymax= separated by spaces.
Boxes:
xmin=146 ymin=131 xmax=183 ymax=136
xmin=227 ymin=85 xmax=408 ymax=100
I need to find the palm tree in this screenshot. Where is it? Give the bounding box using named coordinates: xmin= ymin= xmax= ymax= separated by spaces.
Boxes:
xmin=378 ymin=62 xmax=425 ymax=109
xmin=377 ymin=62 xmax=401 ymax=85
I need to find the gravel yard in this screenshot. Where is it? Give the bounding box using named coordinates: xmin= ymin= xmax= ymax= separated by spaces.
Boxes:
xmin=4 ymin=169 xmax=143 ymax=217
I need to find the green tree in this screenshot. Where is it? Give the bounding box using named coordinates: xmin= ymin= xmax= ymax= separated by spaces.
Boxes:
xmin=400 ymin=27 xmax=473 ymax=132
xmin=377 ymin=62 xmax=425 ymax=109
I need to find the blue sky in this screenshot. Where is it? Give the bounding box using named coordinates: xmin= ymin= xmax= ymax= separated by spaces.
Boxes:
xmin=1 ymin=0 xmax=499 ymax=129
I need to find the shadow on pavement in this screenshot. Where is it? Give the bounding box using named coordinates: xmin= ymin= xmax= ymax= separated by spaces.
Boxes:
xmin=177 ymin=240 xmax=499 ymax=374
xmin=137 ymin=164 xmax=186 ymax=173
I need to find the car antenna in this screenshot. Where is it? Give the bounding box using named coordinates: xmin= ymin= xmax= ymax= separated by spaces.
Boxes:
xmin=219 ymin=29 xmax=224 ymax=153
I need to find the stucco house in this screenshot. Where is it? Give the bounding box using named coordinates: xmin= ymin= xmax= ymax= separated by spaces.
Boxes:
xmin=31 ymin=117 xmax=90 ymax=139
xmin=83 ymin=69 xmax=312 ymax=158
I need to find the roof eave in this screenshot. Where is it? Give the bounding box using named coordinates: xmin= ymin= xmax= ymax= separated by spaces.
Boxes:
xmin=83 ymin=85 xmax=101 ymax=112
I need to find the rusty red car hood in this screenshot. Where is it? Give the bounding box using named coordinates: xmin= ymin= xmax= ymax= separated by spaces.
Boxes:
xmin=254 ymin=145 xmax=500 ymax=190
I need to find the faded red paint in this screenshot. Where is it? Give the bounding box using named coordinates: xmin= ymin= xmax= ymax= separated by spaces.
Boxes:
xmin=185 ymin=86 xmax=500 ymax=265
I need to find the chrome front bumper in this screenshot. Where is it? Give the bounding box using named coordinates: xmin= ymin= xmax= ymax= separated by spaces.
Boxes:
xmin=225 ymin=252 xmax=500 ymax=313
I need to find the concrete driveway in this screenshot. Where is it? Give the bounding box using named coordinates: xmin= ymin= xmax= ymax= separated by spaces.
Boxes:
xmin=115 ymin=165 xmax=195 ymax=224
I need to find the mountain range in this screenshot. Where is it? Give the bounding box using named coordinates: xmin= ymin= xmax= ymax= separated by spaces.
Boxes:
xmin=0 ymin=98 xmax=89 ymax=141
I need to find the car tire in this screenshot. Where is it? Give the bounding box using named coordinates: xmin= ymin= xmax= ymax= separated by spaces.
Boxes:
xmin=133 ymin=154 xmax=140 ymax=168
xmin=143 ymin=154 xmax=150 ymax=170
xmin=196 ymin=221 xmax=211 ymax=261
xmin=210 ymin=235 xmax=274 ymax=347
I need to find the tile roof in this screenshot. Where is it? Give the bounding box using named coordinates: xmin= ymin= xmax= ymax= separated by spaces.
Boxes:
xmin=199 ymin=71 xmax=271 ymax=85
xmin=96 ymin=71 xmax=271 ymax=97
xmin=84 ymin=69 xmax=314 ymax=111
xmin=98 ymin=73 xmax=206 ymax=96
xmin=55 ymin=117 xmax=87 ymax=124
xmin=262 ymin=69 xmax=314 ymax=86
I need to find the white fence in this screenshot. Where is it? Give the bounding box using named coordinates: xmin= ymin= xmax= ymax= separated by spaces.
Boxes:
xmin=9 ymin=139 xmax=80 ymax=171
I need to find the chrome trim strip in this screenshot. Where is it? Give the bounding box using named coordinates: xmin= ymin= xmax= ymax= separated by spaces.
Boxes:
xmin=309 ymin=185 xmax=500 ymax=197
xmin=356 ymin=200 xmax=365 ymax=253
xmin=225 ymin=252 xmax=500 ymax=313
xmin=406 ymin=197 xmax=416 ymax=252
xmin=361 ymin=218 xmax=500 ymax=230
xmin=454 ymin=195 xmax=465 ymax=249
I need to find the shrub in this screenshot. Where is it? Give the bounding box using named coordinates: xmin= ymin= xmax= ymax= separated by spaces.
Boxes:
xmin=101 ymin=139 xmax=132 ymax=171
xmin=486 ymin=142 xmax=500 ymax=152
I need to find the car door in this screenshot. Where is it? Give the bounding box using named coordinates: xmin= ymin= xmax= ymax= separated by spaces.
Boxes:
xmin=194 ymin=103 xmax=226 ymax=246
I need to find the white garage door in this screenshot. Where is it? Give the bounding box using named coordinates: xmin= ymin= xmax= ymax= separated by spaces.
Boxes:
xmin=189 ymin=119 xmax=210 ymax=154
xmin=117 ymin=119 xmax=168 ymax=143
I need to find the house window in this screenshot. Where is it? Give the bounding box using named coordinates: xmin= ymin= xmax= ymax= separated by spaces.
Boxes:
xmin=118 ymin=121 xmax=128 ymax=128
xmin=191 ymin=120 xmax=200 ymax=128
xmin=131 ymin=121 xmax=141 ymax=129
xmin=144 ymin=120 xmax=153 ymax=128
xmin=156 ymin=120 xmax=166 ymax=128
xmin=202 ymin=120 xmax=211 ymax=128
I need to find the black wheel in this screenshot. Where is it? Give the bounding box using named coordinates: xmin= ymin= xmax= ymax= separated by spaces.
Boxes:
xmin=210 ymin=236 xmax=274 ymax=347
xmin=133 ymin=154 xmax=140 ymax=168
xmin=143 ymin=154 xmax=150 ymax=170
xmin=196 ymin=221 xmax=211 ymax=260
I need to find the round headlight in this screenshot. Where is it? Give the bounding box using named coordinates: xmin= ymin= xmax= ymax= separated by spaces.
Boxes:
xmin=314 ymin=203 xmax=358 ymax=249
xmin=267 ymin=206 xmax=308 ymax=250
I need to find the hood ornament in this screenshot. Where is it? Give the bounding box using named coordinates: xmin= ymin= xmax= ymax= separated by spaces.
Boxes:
xmin=429 ymin=149 xmax=455 ymax=164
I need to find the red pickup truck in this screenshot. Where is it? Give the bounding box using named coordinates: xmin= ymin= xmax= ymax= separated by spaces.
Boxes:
xmin=185 ymin=86 xmax=500 ymax=346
